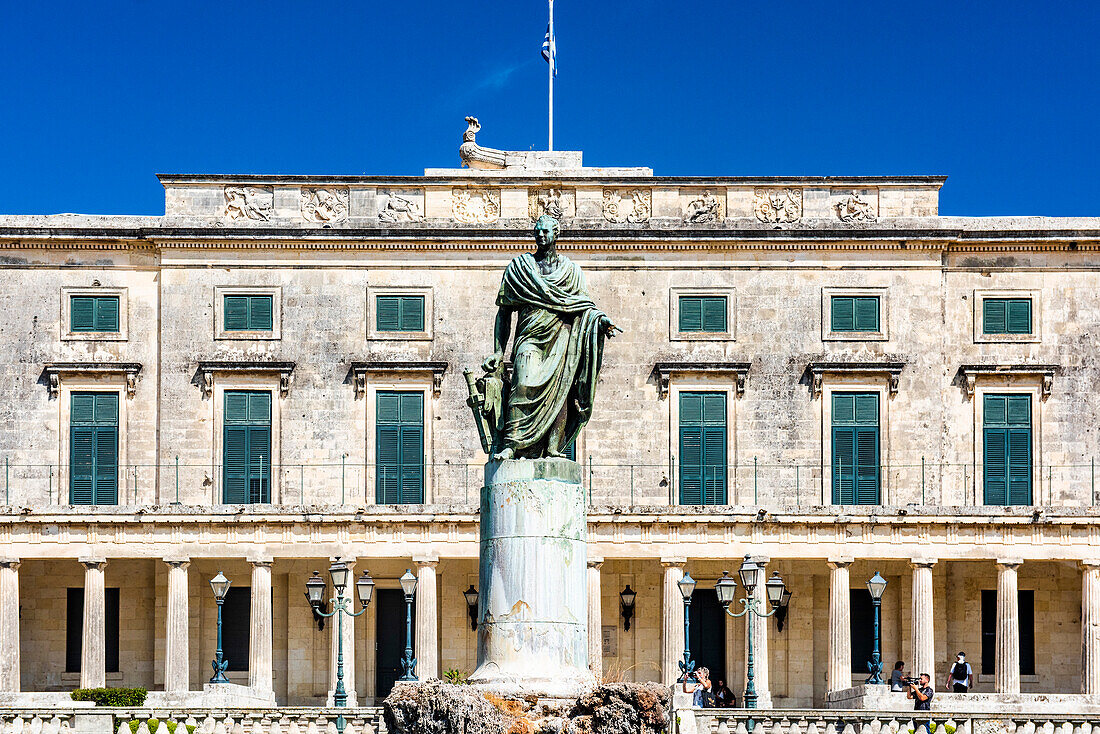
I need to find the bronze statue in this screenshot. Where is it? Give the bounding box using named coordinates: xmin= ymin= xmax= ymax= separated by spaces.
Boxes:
xmin=465 ymin=215 xmax=619 ymax=460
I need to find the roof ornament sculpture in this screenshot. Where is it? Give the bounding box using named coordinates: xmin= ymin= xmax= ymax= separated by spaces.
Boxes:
xmin=459 ymin=117 xmax=507 ymax=170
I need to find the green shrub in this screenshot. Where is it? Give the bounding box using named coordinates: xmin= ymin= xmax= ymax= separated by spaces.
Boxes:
xmin=443 ymin=669 xmax=468 ymax=684
xmin=127 ymin=719 xmax=195 ymax=734
xmin=70 ymin=687 xmax=148 ymax=707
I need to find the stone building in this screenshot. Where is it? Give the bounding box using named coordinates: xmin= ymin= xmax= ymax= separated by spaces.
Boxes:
xmin=1 ymin=144 xmax=1099 ymax=709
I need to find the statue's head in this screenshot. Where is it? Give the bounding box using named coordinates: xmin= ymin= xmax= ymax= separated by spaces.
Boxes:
xmin=533 ymin=215 xmax=559 ymax=252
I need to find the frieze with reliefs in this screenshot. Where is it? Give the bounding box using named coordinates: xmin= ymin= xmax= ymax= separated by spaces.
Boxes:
xmin=602 ymin=188 xmax=651 ymax=223
xmin=683 ymin=190 xmax=723 ymax=223
xmin=528 ymin=188 xmax=574 ymax=220
xmin=224 ymin=186 xmax=274 ymax=221
xmin=300 ymin=187 xmax=350 ymax=223
xmin=753 ymin=187 xmax=803 ymax=223
xmin=452 ymin=188 xmax=500 ymax=223
xmin=377 ymin=190 xmax=425 ymax=223
xmin=833 ymin=193 xmax=877 ymax=222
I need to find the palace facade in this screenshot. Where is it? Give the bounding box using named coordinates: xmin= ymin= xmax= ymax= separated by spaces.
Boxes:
xmin=2 ymin=151 xmax=1099 ymax=708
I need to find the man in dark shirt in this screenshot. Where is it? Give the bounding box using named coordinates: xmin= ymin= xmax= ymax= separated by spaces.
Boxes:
xmin=906 ymin=673 xmax=934 ymax=711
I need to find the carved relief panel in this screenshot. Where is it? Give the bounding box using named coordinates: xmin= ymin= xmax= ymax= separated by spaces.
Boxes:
xmin=602 ymin=188 xmax=651 ymax=223
xmin=224 ymin=186 xmax=274 ymax=221
xmin=830 ymin=190 xmax=879 ymax=222
xmin=528 ymin=188 xmax=576 ymax=220
xmin=301 ymin=187 xmax=350 ymax=223
xmin=680 ymin=189 xmax=725 ymax=223
xmin=753 ymin=188 xmax=803 ymax=223
xmin=376 ymin=189 xmax=425 ymax=223
xmin=452 ymin=188 xmax=501 ymax=224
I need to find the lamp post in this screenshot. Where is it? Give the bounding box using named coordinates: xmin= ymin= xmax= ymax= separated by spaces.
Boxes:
xmin=463 ymin=585 xmax=479 ymax=631
xmin=305 ymin=561 xmax=374 ymax=734
xmin=209 ymin=571 xmax=230 ymax=683
xmin=677 ymin=571 xmax=696 ymax=682
xmin=398 ymin=568 xmax=418 ymax=681
xmin=715 ymin=557 xmax=787 ymax=709
xmin=619 ymin=585 xmax=637 ymax=631
xmin=866 ymin=571 xmax=887 ymax=684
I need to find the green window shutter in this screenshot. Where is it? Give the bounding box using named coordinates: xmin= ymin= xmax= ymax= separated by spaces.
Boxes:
xmin=70 ymin=427 xmax=95 ymax=505
xmin=398 ymin=296 xmax=425 ymax=331
xmin=679 ymin=297 xmax=703 ymax=332
xmin=984 ymin=428 xmax=1008 ymax=505
xmin=249 ymin=296 xmax=273 ymax=331
xmin=70 ymin=392 xmax=118 ymax=505
xmin=1007 ymin=299 xmax=1031 ymax=334
xmin=376 ymin=391 xmax=424 ymax=504
xmin=832 ymin=427 xmax=856 ymax=504
xmin=853 ymin=297 xmax=879 ymax=331
xmin=831 ymin=297 xmax=855 ymax=331
xmin=700 ymin=297 xmax=727 ymax=332
xmin=832 ymin=392 xmax=879 ymax=505
xmin=377 ymin=296 xmax=401 ymax=332
xmin=71 ymin=393 xmax=96 ymax=423
xmin=702 ymin=425 xmax=727 ymax=505
xmin=96 ymin=297 xmax=119 ymax=332
xmin=678 ymin=425 xmax=703 ymax=506
xmin=224 ymin=296 xmax=249 ymax=331
xmin=562 ymin=442 xmax=576 ymax=461
xmin=1007 ymin=429 xmax=1032 ymax=505
xmin=71 ymin=297 xmax=96 ymax=331
xmin=94 ymin=426 xmax=118 ymax=505
xmin=678 ymin=392 xmax=726 ymax=505
xmin=984 ymin=394 xmax=1031 ymax=505
xmin=223 ymin=391 xmax=272 ymax=504
xmin=855 ymin=427 xmax=880 ymax=504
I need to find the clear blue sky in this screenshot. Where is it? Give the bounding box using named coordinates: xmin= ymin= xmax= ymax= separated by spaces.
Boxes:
xmin=2 ymin=1 xmax=1097 ymax=217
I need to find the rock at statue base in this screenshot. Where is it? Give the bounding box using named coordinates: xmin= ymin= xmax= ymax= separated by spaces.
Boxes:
xmin=468 ymin=458 xmax=593 ymax=696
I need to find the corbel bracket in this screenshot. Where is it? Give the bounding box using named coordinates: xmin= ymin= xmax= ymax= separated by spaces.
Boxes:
xmin=806 ymin=361 xmax=905 ymax=399
xmin=958 ymin=364 xmax=1058 ymax=401
xmin=652 ymin=362 xmax=751 ymax=400
xmin=348 ymin=360 xmax=449 ymax=399
xmin=42 ymin=362 xmax=143 ymax=399
xmin=196 ymin=361 xmax=297 ymax=399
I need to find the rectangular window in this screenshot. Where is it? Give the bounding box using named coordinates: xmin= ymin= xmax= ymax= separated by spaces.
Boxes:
xmin=678 ymin=296 xmax=727 ymax=333
xmin=223 ymin=295 xmax=274 ymax=332
xmin=70 ymin=296 xmax=120 ymax=333
xmin=983 ymin=298 xmax=1032 ymax=335
xmin=830 ymin=296 xmax=879 ymax=332
xmin=832 ymin=392 xmax=880 ymax=505
xmin=223 ymin=391 xmax=271 ymax=504
xmin=221 ymin=586 xmax=251 ymax=672
xmin=679 ymin=392 xmax=727 ymax=505
xmin=376 ymin=391 xmax=424 ymax=504
xmin=983 ymin=394 xmax=1032 ymax=506
xmin=376 ymin=295 xmax=425 ymax=332
xmin=981 ymin=589 xmax=1035 ymax=676
xmin=70 ymin=393 xmax=119 ymax=505
xmin=850 ymin=588 xmax=874 ymax=672
xmin=65 ymin=587 xmax=120 ymax=673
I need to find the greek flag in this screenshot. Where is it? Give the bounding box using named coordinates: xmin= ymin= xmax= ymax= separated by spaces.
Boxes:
xmin=542 ymin=24 xmax=557 ymax=76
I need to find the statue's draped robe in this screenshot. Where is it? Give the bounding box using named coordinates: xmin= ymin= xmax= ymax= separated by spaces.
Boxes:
xmin=496 ymin=253 xmax=608 ymax=456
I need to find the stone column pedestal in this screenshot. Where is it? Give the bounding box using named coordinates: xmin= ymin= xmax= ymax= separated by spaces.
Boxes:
xmin=79 ymin=559 xmax=108 ymax=690
xmin=0 ymin=560 xmax=20 ymax=693
xmin=469 ymin=458 xmax=591 ymax=695
xmin=996 ymin=559 xmax=1022 ymax=694
xmin=248 ymin=559 xmax=273 ymax=696
xmin=1083 ymin=561 xmax=1100 ymax=695
xmin=164 ymin=559 xmax=190 ymax=693
xmin=661 ymin=558 xmax=687 ymax=686
xmin=826 ymin=558 xmax=853 ymax=695
xmin=910 ymin=559 xmax=936 ymax=678
xmin=415 ymin=555 xmax=439 ymax=681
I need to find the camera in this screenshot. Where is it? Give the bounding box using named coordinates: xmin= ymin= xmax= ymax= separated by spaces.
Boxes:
xmin=900 ymin=676 xmax=922 ymax=687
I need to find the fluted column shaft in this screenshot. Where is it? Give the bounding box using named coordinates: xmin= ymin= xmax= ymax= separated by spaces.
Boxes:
xmin=996 ymin=560 xmax=1022 ymax=694
xmin=415 ymin=557 xmax=439 ymax=680
xmin=80 ymin=559 xmax=108 ymax=690
xmin=248 ymin=560 xmax=273 ymax=694
xmin=164 ymin=559 xmax=190 ymax=693
xmin=661 ymin=557 xmax=686 ymax=685
xmin=328 ymin=558 xmax=358 ymax=705
xmin=827 ymin=558 xmax=852 ymax=694
xmin=587 ymin=559 xmax=603 ymax=679
xmin=910 ymin=560 xmax=936 ymax=678
xmin=0 ymin=561 xmax=20 ymax=692
xmin=747 ymin=558 xmax=772 ymax=708
xmin=1084 ymin=562 xmax=1100 ymax=694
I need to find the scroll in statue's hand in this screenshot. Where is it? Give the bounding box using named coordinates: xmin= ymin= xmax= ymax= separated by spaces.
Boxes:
xmin=482 ymin=352 xmax=504 ymax=373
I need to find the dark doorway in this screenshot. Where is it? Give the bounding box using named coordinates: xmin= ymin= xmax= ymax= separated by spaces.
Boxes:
xmin=688 ymin=588 xmax=726 ymax=686
xmin=850 ymin=589 xmax=873 ymax=673
xmin=981 ymin=589 xmax=1035 ymax=676
xmin=221 ymin=587 xmax=251 ymax=672
xmin=376 ymin=588 xmax=415 ymax=699
xmin=65 ymin=588 xmax=120 ymax=673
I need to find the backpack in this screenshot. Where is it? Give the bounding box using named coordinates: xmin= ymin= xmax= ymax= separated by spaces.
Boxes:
xmin=951 ymin=662 xmax=967 ymax=680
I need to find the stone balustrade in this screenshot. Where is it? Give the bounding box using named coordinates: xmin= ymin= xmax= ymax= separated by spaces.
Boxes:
xmin=0 ymin=710 xmax=388 ymax=734
xmin=675 ymin=709 xmax=1100 ymax=734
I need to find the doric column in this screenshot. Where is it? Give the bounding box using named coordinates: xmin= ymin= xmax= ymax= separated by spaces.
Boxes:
xmin=910 ymin=559 xmax=937 ymax=678
xmin=415 ymin=555 xmax=439 ymax=680
xmin=1083 ymin=561 xmax=1100 ymax=694
xmin=79 ymin=558 xmax=108 ymax=690
xmin=587 ymin=558 xmax=603 ymax=679
xmin=661 ymin=557 xmax=687 ymax=685
xmin=826 ymin=558 xmax=853 ymax=695
xmin=0 ymin=560 xmax=20 ymax=692
xmin=164 ymin=559 xmax=190 ymax=693
xmin=327 ymin=558 xmax=358 ymax=705
xmin=996 ymin=559 xmax=1022 ymax=694
xmin=747 ymin=557 xmax=772 ymax=708
xmin=248 ymin=559 xmax=273 ymax=694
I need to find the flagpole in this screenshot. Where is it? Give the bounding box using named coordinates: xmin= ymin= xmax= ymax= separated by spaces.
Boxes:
xmin=548 ymin=0 xmax=554 ymax=151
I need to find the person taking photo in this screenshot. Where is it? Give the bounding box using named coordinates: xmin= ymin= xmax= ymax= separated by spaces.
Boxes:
xmin=906 ymin=673 xmax=934 ymax=711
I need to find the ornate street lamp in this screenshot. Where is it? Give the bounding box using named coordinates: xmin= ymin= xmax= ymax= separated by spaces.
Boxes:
xmin=463 ymin=585 xmax=479 ymax=631
xmin=305 ymin=561 xmax=373 ymax=734
xmin=619 ymin=585 xmax=637 ymax=631
xmin=677 ymin=571 xmax=696 ymax=682
xmin=209 ymin=571 xmax=231 ymax=683
xmin=866 ymin=571 xmax=888 ymax=684
xmin=398 ymin=569 xmax=419 ymax=681
xmin=716 ymin=557 xmax=787 ymax=709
